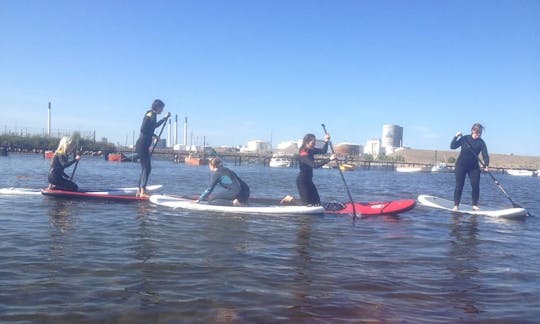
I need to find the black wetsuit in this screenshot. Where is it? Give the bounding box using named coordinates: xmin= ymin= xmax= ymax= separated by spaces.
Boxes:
xmin=297 ymin=142 xmax=330 ymax=205
xmin=451 ymin=134 xmax=489 ymax=206
xmin=48 ymin=153 xmax=79 ymax=191
xmin=199 ymin=166 xmax=250 ymax=204
xmin=136 ymin=110 xmax=167 ymax=190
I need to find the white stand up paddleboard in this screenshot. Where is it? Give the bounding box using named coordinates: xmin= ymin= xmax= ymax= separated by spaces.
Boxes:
xmin=150 ymin=194 xmax=325 ymax=215
xmin=417 ymin=195 xmax=527 ymax=218
xmin=0 ymin=184 xmax=162 ymax=196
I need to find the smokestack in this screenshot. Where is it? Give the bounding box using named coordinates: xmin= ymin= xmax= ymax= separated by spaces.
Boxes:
xmin=183 ymin=117 xmax=188 ymax=146
xmin=47 ymin=102 xmax=51 ymax=136
xmin=167 ymin=118 xmax=172 ymax=148
xmin=174 ymin=114 xmax=178 ymax=146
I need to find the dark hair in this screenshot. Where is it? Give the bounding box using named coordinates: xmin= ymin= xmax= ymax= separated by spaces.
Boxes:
xmin=151 ymin=99 xmax=165 ymax=110
xmin=471 ymin=123 xmax=484 ymax=133
xmin=300 ymin=133 xmax=316 ymax=150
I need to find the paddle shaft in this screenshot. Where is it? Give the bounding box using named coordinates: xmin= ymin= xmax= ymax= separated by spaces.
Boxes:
xmin=70 ymin=146 xmax=79 ymax=181
xmin=150 ymin=115 xmax=170 ymax=155
xmin=321 ymin=124 xmax=357 ymax=219
xmin=460 ymin=136 xmax=527 ymax=213
xmin=70 ymin=160 xmax=79 ymax=181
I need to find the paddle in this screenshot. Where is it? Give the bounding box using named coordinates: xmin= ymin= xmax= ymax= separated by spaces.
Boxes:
xmin=321 ymin=124 xmax=357 ymax=219
xmin=70 ymin=160 xmax=79 ymax=181
xmin=150 ymin=114 xmax=170 ymax=155
xmin=461 ymin=136 xmax=530 ymax=215
xmin=70 ymin=143 xmax=80 ymax=181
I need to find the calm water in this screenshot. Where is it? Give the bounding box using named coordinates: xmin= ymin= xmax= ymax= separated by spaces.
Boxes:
xmin=1 ymin=154 xmax=539 ymax=323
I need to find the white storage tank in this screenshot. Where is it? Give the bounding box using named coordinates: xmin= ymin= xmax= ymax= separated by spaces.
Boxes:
xmin=382 ymin=125 xmax=403 ymax=149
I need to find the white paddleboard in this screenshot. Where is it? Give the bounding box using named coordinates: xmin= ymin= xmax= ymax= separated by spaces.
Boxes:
xmin=417 ymin=195 xmax=528 ymax=218
xmin=79 ymin=184 xmax=163 ymax=195
xmin=0 ymin=184 xmax=162 ymax=196
xmin=0 ymin=187 xmax=41 ymax=195
xmin=150 ymin=194 xmax=325 ymax=215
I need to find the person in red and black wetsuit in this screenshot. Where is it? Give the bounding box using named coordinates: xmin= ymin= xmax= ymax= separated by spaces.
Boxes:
xmin=296 ymin=133 xmax=335 ymax=206
xmin=135 ymin=99 xmax=170 ymax=197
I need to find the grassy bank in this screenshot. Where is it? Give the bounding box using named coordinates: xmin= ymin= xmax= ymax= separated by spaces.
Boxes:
xmin=390 ymin=148 xmax=540 ymax=170
xmin=0 ymin=134 xmax=117 ymax=153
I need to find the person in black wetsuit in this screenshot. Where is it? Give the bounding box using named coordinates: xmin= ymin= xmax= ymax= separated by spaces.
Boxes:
xmin=450 ymin=123 xmax=489 ymax=211
xmin=198 ymin=157 xmax=250 ymax=205
xmin=136 ymin=99 xmax=170 ymax=197
xmin=48 ymin=136 xmax=81 ymax=191
xmin=295 ymin=133 xmax=335 ymax=206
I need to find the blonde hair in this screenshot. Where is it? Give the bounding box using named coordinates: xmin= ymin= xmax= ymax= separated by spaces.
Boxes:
xmin=209 ymin=157 xmax=223 ymax=168
xmin=55 ymin=136 xmax=74 ymax=155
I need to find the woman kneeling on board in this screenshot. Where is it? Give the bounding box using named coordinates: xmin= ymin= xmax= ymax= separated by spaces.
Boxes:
xmin=48 ymin=136 xmax=81 ymax=191
xmin=295 ymin=133 xmax=335 ymax=206
xmin=197 ymin=157 xmax=250 ymax=206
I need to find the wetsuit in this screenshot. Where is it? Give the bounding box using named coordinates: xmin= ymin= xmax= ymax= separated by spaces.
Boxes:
xmin=451 ymin=134 xmax=489 ymax=206
xmin=48 ymin=153 xmax=79 ymax=191
xmin=297 ymin=142 xmax=330 ymax=205
xmin=136 ymin=110 xmax=168 ymax=190
xmin=199 ymin=166 xmax=250 ymax=204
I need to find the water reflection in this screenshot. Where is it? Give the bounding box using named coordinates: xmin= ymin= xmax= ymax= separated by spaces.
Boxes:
xmin=48 ymin=199 xmax=75 ymax=254
xmin=131 ymin=203 xmax=161 ymax=306
xmin=135 ymin=203 xmax=157 ymax=263
xmin=292 ymin=217 xmax=314 ymax=313
xmin=447 ymin=215 xmax=480 ymax=314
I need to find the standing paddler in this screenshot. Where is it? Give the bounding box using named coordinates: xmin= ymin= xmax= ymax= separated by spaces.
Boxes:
xmin=136 ymin=99 xmax=170 ymax=197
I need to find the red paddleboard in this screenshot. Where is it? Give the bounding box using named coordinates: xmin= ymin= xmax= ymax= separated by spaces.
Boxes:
xmin=41 ymin=188 xmax=148 ymax=201
xmin=325 ymin=199 xmax=416 ymax=216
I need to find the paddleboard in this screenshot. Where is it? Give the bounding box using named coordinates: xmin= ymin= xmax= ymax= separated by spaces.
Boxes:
xmin=76 ymin=184 xmax=162 ymax=194
xmin=149 ymin=194 xmax=325 ymax=215
xmin=41 ymin=188 xmax=149 ymax=201
xmin=324 ymin=199 xmax=416 ymax=216
xmin=0 ymin=187 xmax=41 ymax=195
xmin=1 ymin=184 xmax=162 ymax=196
xmin=245 ymin=196 xmax=416 ymax=216
xmin=417 ymin=195 xmax=528 ymax=218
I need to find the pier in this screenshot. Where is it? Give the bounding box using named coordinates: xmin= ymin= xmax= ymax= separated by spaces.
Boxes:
xmin=115 ymin=148 xmax=515 ymax=174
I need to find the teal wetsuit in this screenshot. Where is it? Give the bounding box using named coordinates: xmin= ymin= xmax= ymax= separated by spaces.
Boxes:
xmin=199 ymin=166 xmax=250 ymax=204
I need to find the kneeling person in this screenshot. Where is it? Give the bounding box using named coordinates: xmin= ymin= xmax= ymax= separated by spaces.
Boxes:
xmin=48 ymin=136 xmax=81 ymax=191
xmin=198 ymin=157 xmax=250 ymax=205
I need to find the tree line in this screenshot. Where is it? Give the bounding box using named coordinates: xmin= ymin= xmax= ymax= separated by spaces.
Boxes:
xmin=0 ymin=133 xmax=116 ymax=153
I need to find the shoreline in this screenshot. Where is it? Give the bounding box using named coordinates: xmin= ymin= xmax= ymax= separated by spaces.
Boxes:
xmin=390 ymin=148 xmax=540 ymax=170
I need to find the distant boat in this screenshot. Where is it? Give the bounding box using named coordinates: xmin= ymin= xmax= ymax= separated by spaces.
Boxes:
xmin=44 ymin=150 xmax=54 ymax=159
xmin=0 ymin=147 xmax=7 ymax=156
xmin=396 ymin=166 xmax=431 ymax=173
xmin=185 ymin=154 xmax=209 ymax=166
xmin=431 ymin=163 xmax=453 ymax=173
xmin=506 ymin=169 xmax=538 ymax=177
xmin=107 ymin=152 xmax=138 ymax=162
xmin=322 ymin=160 xmax=354 ymax=171
xmin=107 ymin=153 xmax=124 ymax=162
xmin=339 ymin=163 xmax=356 ymax=172
xmin=269 ymin=154 xmax=293 ymax=168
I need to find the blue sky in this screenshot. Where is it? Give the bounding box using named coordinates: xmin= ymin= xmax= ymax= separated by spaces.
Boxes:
xmin=1 ymin=0 xmax=539 ymax=156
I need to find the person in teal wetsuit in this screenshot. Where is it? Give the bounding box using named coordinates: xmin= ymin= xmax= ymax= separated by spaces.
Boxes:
xmin=198 ymin=157 xmax=250 ymax=205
